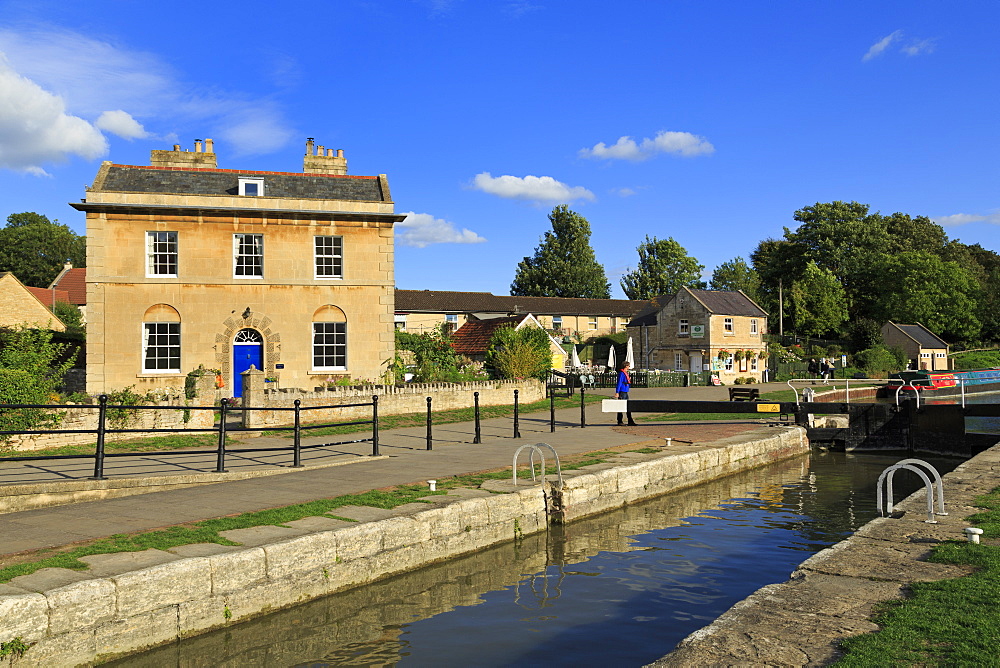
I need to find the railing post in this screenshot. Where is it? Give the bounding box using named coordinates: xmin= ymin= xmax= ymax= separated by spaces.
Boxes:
xmin=473 ymin=391 xmax=482 ymax=444
xmin=215 ymin=398 xmax=228 ymax=473
xmin=292 ymin=399 xmax=303 ymax=467
xmin=90 ymin=394 xmax=108 ymax=480
xmin=371 ymin=395 xmax=380 ymax=456
xmin=513 ymin=389 xmax=521 ymax=438
xmin=550 ymin=390 xmax=556 ymax=433
xmin=580 ymin=386 xmax=586 ymax=428
xmin=426 ymin=396 xmax=433 ymax=451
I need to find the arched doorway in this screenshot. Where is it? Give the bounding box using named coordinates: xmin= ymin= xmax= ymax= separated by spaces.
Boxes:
xmin=233 ymin=328 xmax=263 ymax=397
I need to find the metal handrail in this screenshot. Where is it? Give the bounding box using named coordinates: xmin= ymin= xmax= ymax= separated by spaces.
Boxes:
xmin=877 ymin=460 xmax=946 ymax=523
xmin=512 ymin=443 xmax=563 ymax=488
xmin=786 ymin=377 xmax=895 ymax=405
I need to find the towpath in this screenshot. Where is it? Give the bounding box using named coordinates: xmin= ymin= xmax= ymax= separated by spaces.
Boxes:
xmin=0 ymin=384 xmax=791 ymax=559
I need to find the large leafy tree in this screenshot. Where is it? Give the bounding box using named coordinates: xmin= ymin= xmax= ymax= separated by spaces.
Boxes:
xmin=0 ymin=212 xmax=86 ymax=287
xmin=788 ymin=262 xmax=848 ymax=337
xmin=709 ymin=256 xmax=760 ymax=300
xmin=620 ymin=235 xmax=705 ymax=300
xmin=510 ymin=205 xmax=610 ymax=299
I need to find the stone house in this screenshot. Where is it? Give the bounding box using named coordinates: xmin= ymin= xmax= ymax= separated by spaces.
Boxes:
xmin=881 ymin=322 xmax=949 ymax=371
xmin=72 ymin=139 xmax=404 ymax=397
xmin=0 ymin=272 xmax=66 ymax=332
xmin=627 ymin=287 xmax=768 ymax=381
xmin=450 ymin=314 xmax=568 ymax=369
xmin=394 ymin=289 xmax=642 ymax=339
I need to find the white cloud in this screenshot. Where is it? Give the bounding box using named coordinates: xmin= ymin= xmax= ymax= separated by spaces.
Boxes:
xmin=472 ymin=172 xmax=595 ymax=202
xmin=932 ymin=212 xmax=1000 ymax=226
xmin=0 ymin=55 xmax=107 ymax=173
xmin=579 ymin=130 xmax=714 ymax=161
xmin=0 ymin=28 xmax=295 ymax=162
xmin=902 ymin=38 xmax=936 ymax=57
xmin=397 ymin=212 xmax=487 ymax=248
xmin=95 ymin=110 xmax=148 ymax=139
xmin=612 ymin=187 xmax=637 ymax=197
xmin=863 ymin=30 xmax=902 ymax=61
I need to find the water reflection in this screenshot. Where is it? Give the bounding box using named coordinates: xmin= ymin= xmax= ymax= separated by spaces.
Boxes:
xmin=110 ymin=451 xmax=958 ymax=668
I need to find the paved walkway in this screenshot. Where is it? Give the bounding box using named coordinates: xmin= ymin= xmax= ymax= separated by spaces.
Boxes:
xmin=0 ymin=384 xmax=792 ymax=560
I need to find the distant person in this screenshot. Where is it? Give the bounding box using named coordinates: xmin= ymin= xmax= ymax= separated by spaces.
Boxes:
xmin=615 ymin=361 xmax=637 ymax=426
xmin=821 ymin=359 xmax=832 ymax=383
xmin=807 ymin=359 xmax=819 ymax=379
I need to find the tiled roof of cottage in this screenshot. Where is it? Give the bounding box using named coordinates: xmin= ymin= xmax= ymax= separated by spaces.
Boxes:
xmin=450 ymin=315 xmax=528 ymax=356
xmin=894 ymin=323 xmax=948 ymax=348
xmin=25 ymin=286 xmax=70 ymax=310
xmin=395 ymin=290 xmax=642 ymax=316
xmin=49 ymin=267 xmax=87 ymax=305
xmin=626 ymin=288 xmax=767 ymax=327
xmin=98 ymin=165 xmax=385 ymax=201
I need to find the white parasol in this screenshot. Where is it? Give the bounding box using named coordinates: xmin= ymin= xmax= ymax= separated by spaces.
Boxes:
xmin=571 ymin=344 xmax=582 ymax=368
xmin=607 ymin=344 xmax=616 ymax=370
xmin=625 ymin=336 xmax=635 ymax=368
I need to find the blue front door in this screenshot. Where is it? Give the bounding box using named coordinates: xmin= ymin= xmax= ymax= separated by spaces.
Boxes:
xmin=233 ymin=328 xmax=264 ymax=397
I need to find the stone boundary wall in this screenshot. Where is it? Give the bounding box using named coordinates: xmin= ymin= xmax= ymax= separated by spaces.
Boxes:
xmin=242 ymin=378 xmax=545 ymax=428
xmin=0 ymin=427 xmax=806 ymax=666
xmin=654 ymin=443 xmax=1000 ymax=666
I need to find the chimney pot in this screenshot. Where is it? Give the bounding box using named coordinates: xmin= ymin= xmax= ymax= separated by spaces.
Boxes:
xmin=205 ymin=138 xmax=214 ymax=152
xmin=337 ymin=149 xmax=344 ymax=158
xmin=305 ymin=137 xmax=315 ymax=155
xmin=173 ymin=144 xmax=181 ymax=151
xmin=317 ymin=145 xmax=324 ymax=156
xmin=194 ymin=139 xmax=202 ymax=153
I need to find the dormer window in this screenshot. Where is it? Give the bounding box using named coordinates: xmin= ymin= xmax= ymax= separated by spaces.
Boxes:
xmin=239 ymin=178 xmax=265 ymax=196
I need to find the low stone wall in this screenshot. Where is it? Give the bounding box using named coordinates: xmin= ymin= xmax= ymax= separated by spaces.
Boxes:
xmin=654 ymin=443 xmax=1000 ymax=666
xmin=242 ymin=378 xmax=545 ymax=429
xmin=0 ymin=426 xmax=806 ymax=666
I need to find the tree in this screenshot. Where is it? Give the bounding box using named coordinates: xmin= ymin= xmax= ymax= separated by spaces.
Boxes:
xmin=709 ymin=256 xmax=760 ymax=300
xmin=620 ymin=236 xmax=705 ymax=300
xmin=788 ymin=262 xmax=848 ymax=338
xmin=510 ymin=205 xmax=610 ymax=298
xmin=485 ymin=325 xmax=552 ymax=379
xmin=0 ymin=213 xmax=86 ymax=287
xmin=0 ymin=326 xmax=77 ymax=443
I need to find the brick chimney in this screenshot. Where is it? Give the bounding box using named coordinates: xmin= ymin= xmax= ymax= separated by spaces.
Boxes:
xmin=150 ymin=139 xmax=218 ymax=169
xmin=303 ymin=138 xmax=347 ymax=175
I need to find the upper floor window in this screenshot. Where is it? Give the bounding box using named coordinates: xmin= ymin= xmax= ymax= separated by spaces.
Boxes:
xmin=552 ymin=315 xmax=563 ymax=329
xmin=588 ymin=317 xmax=598 ymax=329
xmin=446 ymin=314 xmax=458 ymax=325
xmin=679 ymin=319 xmax=689 ymax=336
xmin=146 ymin=231 xmax=177 ymax=277
xmin=234 ymin=234 xmax=263 ymax=278
xmin=935 ymin=352 xmax=946 ymax=358
xmin=750 ymin=319 xmax=758 ymax=335
xmin=314 ymin=236 xmax=343 ymax=279
xmin=724 ymin=317 xmax=734 ymax=334
xmin=239 ymin=178 xmax=264 ymax=197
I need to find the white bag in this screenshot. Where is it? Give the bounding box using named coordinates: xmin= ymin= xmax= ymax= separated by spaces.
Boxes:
xmin=602 ymin=399 xmax=628 ymax=412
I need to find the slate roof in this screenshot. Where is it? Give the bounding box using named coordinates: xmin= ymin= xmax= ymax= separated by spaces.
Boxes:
xmin=892 ymin=323 xmax=949 ymax=348
xmin=450 ymin=315 xmax=528 ymax=356
xmin=626 ymin=288 xmax=768 ymax=327
xmin=25 ymin=286 xmax=70 ymax=310
xmin=98 ymin=165 xmax=385 ymax=202
xmin=395 ymin=290 xmax=642 ymax=316
xmin=49 ymin=267 xmax=87 ymax=305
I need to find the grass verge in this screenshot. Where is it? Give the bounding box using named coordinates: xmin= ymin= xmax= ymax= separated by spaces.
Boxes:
xmin=834 ymin=486 xmax=1000 ymax=666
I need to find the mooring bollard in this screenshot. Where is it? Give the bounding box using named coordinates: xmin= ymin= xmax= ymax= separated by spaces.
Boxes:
xmin=473 ymin=391 xmax=482 ymax=444
xmin=215 ymin=398 xmax=229 ymax=473
xmin=371 ymin=395 xmax=380 ymax=456
xmin=91 ymin=394 xmax=109 ymax=480
xmin=580 ymin=386 xmax=586 ymax=428
xmin=426 ymin=396 xmax=433 ymax=450
xmin=292 ymin=399 xmax=303 ymax=467
xmin=513 ymin=389 xmax=521 ymax=438
xmin=550 ymin=391 xmax=556 ymax=433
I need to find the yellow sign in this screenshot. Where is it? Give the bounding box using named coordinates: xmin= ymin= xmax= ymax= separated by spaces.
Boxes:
xmin=756 ymin=404 xmax=781 ymax=413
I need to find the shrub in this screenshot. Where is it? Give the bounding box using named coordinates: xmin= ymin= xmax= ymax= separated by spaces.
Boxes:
xmin=854 ymin=345 xmax=903 ymax=377
xmin=486 ymin=325 xmax=552 ymax=380
xmin=953 ymin=350 xmax=1000 ymax=370
xmin=0 ymin=327 xmax=76 ymax=445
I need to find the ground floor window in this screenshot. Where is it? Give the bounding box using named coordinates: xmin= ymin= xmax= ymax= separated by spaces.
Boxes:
xmin=313 ymin=322 xmax=347 ymax=369
xmin=724 ymin=357 xmax=733 ymax=372
xmin=143 ymin=322 xmax=180 ymax=372
xmin=674 ymin=352 xmax=685 ymax=371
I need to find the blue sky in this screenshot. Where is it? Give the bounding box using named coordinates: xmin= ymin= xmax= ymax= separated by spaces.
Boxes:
xmin=1 ymin=1 xmax=997 ymax=298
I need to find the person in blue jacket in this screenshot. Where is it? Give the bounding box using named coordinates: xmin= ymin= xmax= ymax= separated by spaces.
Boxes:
xmin=615 ymin=361 xmax=637 ymax=426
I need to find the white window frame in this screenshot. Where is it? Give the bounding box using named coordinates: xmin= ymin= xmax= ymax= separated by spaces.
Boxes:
xmin=751 ymin=357 xmax=759 ymax=372
xmin=239 ymin=177 xmax=265 ymax=197
xmin=552 ymin=315 xmax=563 ymax=329
xmin=679 ymin=319 xmax=689 ymax=336
xmin=234 ymin=233 xmax=264 ymax=278
xmin=588 ymin=317 xmax=598 ymax=329
xmin=146 ymin=231 xmax=178 ymax=278
xmin=750 ymin=319 xmax=758 ymax=336
xmin=394 ymin=314 xmax=406 ymax=331
xmin=445 ymin=314 xmax=458 ymax=325
xmin=142 ymin=322 xmax=181 ymax=373
xmin=724 ymin=317 xmax=734 ymax=334
xmin=935 ymin=352 xmax=946 ymax=358
xmin=674 ymin=352 xmax=685 ymax=371
xmin=314 ymin=235 xmax=343 ymax=279
xmin=921 ymin=352 xmax=931 ymax=358
xmin=312 ymin=322 xmax=347 ymax=371
xmin=724 ymin=356 xmax=734 ymax=371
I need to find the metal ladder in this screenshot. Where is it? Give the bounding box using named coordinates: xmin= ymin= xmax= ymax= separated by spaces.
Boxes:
xmin=876 ymin=458 xmax=948 ymax=523
xmin=512 ymin=443 xmax=563 ymax=488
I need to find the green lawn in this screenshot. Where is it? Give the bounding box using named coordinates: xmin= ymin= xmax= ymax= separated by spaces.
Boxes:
xmin=834 ymin=486 xmax=1000 ymax=666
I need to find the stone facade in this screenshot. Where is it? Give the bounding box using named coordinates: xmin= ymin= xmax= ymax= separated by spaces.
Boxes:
xmin=0 ymin=273 xmax=66 ymax=332
xmin=73 ymin=140 xmax=404 ymax=396
xmin=881 ymin=321 xmax=949 ymax=371
xmin=628 ymin=287 xmax=768 ymax=382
